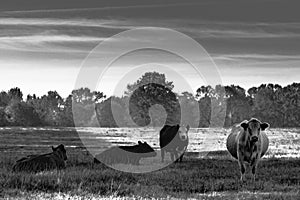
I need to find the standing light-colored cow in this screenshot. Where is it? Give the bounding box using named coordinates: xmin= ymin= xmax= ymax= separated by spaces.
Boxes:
xmin=226 ymin=118 xmax=269 ymax=181
xmin=159 ymin=124 xmax=190 ymax=163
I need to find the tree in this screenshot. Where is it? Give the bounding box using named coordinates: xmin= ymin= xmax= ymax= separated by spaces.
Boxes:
xmin=27 ymin=91 xmax=63 ymax=126
xmin=72 ymin=88 xmax=105 ymax=105
xmin=178 ymin=92 xmax=200 ymax=128
xmin=0 ymin=107 xmax=8 ymax=126
xmin=8 ymin=87 xmax=23 ymax=102
xmin=125 ymin=72 xmax=180 ymax=126
xmin=128 ymin=82 xmax=180 ymax=126
xmin=5 ymin=101 xmax=40 ymax=126
xmin=72 ymin=88 xmax=106 ymax=127
xmin=72 ymin=103 xmax=95 ymax=127
xmin=126 ymin=71 xmax=174 ymax=96
xmin=280 ymin=83 xmax=300 ymax=127
xmin=224 ymin=85 xmax=251 ymax=127
xmin=196 ymin=85 xmax=226 ymax=127
xmin=0 ymin=91 xmax=9 ymax=107
xmin=58 ymin=95 xmax=74 ymax=127
xmin=96 ymin=96 xmax=129 ymax=127
xmin=0 ymin=82 xmax=299 ymax=128
xmin=249 ymin=84 xmax=284 ymax=127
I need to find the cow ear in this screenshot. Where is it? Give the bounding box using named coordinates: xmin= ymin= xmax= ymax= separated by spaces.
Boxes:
xmin=59 ymin=144 xmax=65 ymax=150
xmin=175 ymin=124 xmax=180 ymax=132
xmin=186 ymin=125 xmax=190 ymax=131
xmin=51 ymin=146 xmax=55 ymax=151
xmin=260 ymin=122 xmax=269 ymax=130
xmin=240 ymin=122 xmax=248 ymax=130
xmin=138 ymin=141 xmax=142 ymax=144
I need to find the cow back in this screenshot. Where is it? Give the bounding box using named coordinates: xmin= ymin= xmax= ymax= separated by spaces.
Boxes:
xmin=13 ymin=152 xmax=65 ymax=172
xmin=226 ymin=128 xmax=240 ymax=159
xmin=159 ymin=124 xmax=180 ymax=148
xmin=226 ymin=128 xmax=269 ymax=160
xmin=260 ymin=132 xmax=269 ymax=157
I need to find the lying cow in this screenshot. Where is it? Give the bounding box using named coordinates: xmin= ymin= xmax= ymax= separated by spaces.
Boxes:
xmin=226 ymin=118 xmax=269 ymax=181
xmin=15 ymin=154 xmax=39 ymax=163
xmin=12 ymin=144 xmax=67 ymax=173
xmin=94 ymin=141 xmax=157 ymax=165
xmin=159 ymin=124 xmax=190 ymax=163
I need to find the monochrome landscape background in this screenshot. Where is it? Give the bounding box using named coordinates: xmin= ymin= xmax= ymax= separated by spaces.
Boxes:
xmin=0 ymin=0 xmax=300 ymax=199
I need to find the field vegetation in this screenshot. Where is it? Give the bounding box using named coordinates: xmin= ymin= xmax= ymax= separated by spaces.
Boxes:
xmin=1 ymin=128 xmax=300 ymax=199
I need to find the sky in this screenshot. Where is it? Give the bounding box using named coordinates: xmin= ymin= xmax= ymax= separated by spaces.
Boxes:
xmin=0 ymin=0 xmax=299 ymax=98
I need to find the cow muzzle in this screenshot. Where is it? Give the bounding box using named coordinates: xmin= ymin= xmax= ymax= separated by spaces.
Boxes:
xmin=251 ymin=136 xmax=258 ymax=143
xmin=180 ymin=135 xmax=187 ymax=141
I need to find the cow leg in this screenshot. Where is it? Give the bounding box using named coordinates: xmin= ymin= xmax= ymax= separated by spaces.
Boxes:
xmin=237 ymin=147 xmax=246 ymax=181
xmin=251 ymin=164 xmax=256 ymax=182
xmin=56 ymin=169 xmax=62 ymax=185
xmin=161 ymin=149 xmax=165 ymax=162
xmin=170 ymin=152 xmax=175 ymax=162
xmin=173 ymin=151 xmax=179 ymax=163
xmin=239 ymin=161 xmax=246 ymax=181
xmin=251 ymin=156 xmax=259 ymax=182
xmin=179 ymin=146 xmax=187 ymax=162
xmin=178 ymin=154 xmax=183 ymax=162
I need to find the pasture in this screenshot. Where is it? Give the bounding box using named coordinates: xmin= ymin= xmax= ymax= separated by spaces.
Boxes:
xmin=0 ymin=127 xmax=300 ymax=199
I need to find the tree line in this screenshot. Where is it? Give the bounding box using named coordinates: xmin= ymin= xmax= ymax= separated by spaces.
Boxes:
xmin=0 ymin=72 xmax=299 ymax=128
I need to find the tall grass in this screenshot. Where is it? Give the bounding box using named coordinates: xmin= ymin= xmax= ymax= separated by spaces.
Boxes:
xmin=1 ymin=155 xmax=300 ymax=199
xmin=1 ymin=127 xmax=300 ymax=199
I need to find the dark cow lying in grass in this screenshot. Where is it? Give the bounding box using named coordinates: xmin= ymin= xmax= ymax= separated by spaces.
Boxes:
xmin=160 ymin=124 xmax=190 ymax=163
xmin=94 ymin=141 xmax=157 ymax=165
xmin=226 ymin=118 xmax=269 ymax=181
xmin=12 ymin=144 xmax=67 ymax=173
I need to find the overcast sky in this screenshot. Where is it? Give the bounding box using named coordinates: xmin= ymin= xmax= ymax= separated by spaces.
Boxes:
xmin=0 ymin=0 xmax=299 ymax=98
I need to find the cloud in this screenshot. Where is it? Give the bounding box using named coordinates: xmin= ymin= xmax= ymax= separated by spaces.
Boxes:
xmin=0 ymin=34 xmax=109 ymax=53
xmin=0 ymin=17 xmax=135 ymax=29
xmin=160 ymin=20 xmax=300 ymax=39
xmin=0 ymin=34 xmax=107 ymax=43
xmin=2 ymin=17 xmax=300 ymax=39
xmin=212 ymin=54 xmax=300 ymax=62
xmin=0 ymin=17 xmax=136 ymax=54
xmin=189 ymin=29 xmax=299 ymax=39
xmin=1 ymin=2 xmax=204 ymax=14
xmin=212 ymin=53 xmax=300 ymax=77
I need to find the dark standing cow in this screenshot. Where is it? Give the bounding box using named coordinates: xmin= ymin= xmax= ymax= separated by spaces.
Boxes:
xmin=94 ymin=141 xmax=157 ymax=165
xmin=160 ymin=124 xmax=190 ymax=163
xmin=226 ymin=118 xmax=269 ymax=181
xmin=12 ymin=144 xmax=68 ymax=173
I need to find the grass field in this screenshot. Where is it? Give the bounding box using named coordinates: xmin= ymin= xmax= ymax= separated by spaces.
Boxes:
xmin=0 ymin=127 xmax=300 ymax=199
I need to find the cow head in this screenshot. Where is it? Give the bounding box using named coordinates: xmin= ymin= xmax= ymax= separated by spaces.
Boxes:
xmin=52 ymin=144 xmax=68 ymax=161
xmin=241 ymin=118 xmax=269 ymax=143
xmin=178 ymin=124 xmax=190 ymax=141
